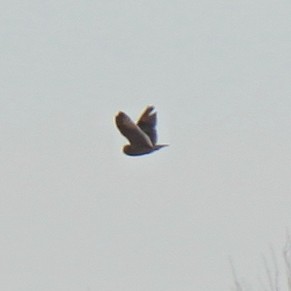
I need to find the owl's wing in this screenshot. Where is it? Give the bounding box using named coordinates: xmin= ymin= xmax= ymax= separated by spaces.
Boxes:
xmin=115 ymin=111 xmax=153 ymax=147
xmin=137 ymin=106 xmax=157 ymax=145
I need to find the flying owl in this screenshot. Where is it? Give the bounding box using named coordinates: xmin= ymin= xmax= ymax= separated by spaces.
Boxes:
xmin=115 ymin=106 xmax=168 ymax=156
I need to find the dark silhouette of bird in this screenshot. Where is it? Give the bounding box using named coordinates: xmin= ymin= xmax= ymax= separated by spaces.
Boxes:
xmin=115 ymin=106 xmax=168 ymax=156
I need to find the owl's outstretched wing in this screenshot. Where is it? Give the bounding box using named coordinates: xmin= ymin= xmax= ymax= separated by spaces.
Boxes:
xmin=137 ymin=106 xmax=157 ymax=145
xmin=115 ymin=111 xmax=153 ymax=148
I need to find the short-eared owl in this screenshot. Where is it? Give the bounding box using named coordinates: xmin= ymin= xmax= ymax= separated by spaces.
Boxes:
xmin=115 ymin=106 xmax=168 ymax=156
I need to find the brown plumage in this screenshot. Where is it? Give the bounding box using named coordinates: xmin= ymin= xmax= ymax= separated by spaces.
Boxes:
xmin=115 ymin=106 xmax=168 ymax=156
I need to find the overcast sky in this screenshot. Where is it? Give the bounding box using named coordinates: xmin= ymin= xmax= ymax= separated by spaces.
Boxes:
xmin=1 ymin=1 xmax=291 ymax=290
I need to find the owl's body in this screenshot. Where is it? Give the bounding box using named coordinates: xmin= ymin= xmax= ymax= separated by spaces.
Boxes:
xmin=115 ymin=106 xmax=168 ymax=156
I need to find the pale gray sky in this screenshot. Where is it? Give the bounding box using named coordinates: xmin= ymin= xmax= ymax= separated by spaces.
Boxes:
xmin=1 ymin=1 xmax=291 ymax=290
